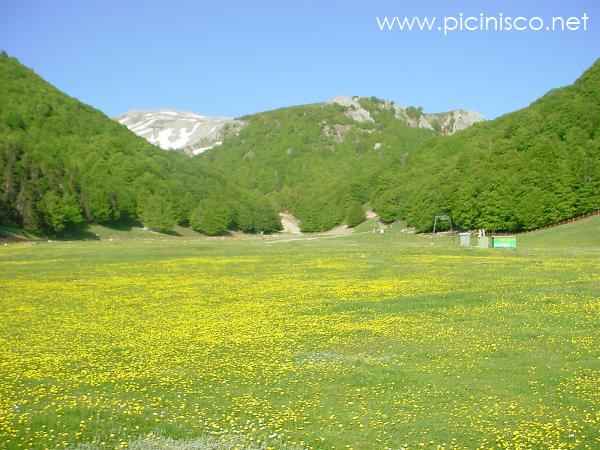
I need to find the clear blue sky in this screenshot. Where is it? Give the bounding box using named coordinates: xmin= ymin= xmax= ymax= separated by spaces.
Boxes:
xmin=1 ymin=0 xmax=598 ymax=119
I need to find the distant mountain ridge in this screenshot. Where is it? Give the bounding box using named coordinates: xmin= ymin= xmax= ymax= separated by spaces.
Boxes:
xmin=117 ymin=98 xmax=483 ymax=156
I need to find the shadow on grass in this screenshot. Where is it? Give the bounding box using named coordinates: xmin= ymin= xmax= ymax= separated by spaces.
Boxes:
xmin=1 ymin=225 xmax=29 ymax=241
xmin=159 ymin=229 xmax=182 ymax=237
xmin=104 ymin=219 xmax=184 ymax=237
xmin=54 ymin=224 xmax=100 ymax=241
xmin=101 ymin=218 xmax=143 ymax=232
xmin=56 ymin=219 xmax=150 ymax=241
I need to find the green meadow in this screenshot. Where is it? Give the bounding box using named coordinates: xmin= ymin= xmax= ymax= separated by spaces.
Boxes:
xmin=1 ymin=218 xmax=600 ymax=449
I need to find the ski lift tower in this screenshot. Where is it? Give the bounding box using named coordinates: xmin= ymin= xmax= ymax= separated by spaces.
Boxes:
xmin=432 ymin=214 xmax=453 ymax=234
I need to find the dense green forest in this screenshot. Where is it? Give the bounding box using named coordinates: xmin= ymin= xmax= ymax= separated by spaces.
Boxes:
xmin=198 ymin=98 xmax=435 ymax=231
xmin=198 ymin=59 xmax=600 ymax=233
xmin=0 ymin=53 xmax=280 ymax=235
xmin=2 ymin=51 xmax=599 ymax=236
xmin=373 ymin=59 xmax=600 ymax=232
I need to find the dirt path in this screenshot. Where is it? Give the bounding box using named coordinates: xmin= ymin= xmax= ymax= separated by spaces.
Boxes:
xmin=279 ymin=212 xmax=301 ymax=234
xmin=265 ymin=232 xmax=364 ymax=245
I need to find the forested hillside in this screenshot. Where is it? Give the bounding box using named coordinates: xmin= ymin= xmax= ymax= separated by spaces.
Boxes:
xmin=197 ymin=98 xmax=437 ymax=231
xmin=374 ymin=59 xmax=600 ymax=232
xmin=3 ymin=51 xmax=598 ymax=237
xmin=0 ymin=53 xmax=280 ymax=235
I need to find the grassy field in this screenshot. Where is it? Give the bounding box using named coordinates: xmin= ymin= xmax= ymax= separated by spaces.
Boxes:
xmin=1 ymin=219 xmax=600 ymax=449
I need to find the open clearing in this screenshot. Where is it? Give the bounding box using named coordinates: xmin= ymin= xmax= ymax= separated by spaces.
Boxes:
xmin=1 ymin=219 xmax=600 ymax=449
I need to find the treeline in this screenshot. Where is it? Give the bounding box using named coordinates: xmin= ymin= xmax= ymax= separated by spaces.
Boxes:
xmin=373 ymin=59 xmax=600 ymax=232
xmin=0 ymin=53 xmax=280 ymax=235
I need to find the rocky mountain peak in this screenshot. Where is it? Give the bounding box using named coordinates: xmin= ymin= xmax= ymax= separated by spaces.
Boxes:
xmin=328 ymin=96 xmax=484 ymax=135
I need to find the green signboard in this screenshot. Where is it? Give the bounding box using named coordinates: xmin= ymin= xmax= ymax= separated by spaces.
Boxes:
xmin=492 ymin=236 xmax=517 ymax=249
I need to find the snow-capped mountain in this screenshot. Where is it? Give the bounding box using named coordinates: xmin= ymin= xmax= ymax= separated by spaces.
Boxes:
xmin=116 ymin=110 xmax=244 ymax=156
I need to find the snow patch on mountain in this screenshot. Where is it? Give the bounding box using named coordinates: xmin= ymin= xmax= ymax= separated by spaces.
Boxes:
xmin=116 ymin=110 xmax=245 ymax=156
